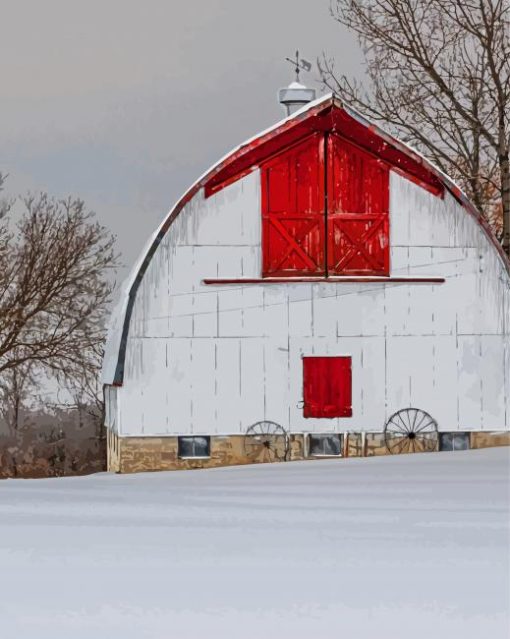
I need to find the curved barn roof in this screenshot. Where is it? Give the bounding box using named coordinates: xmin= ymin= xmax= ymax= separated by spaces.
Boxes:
xmin=102 ymin=93 xmax=509 ymax=386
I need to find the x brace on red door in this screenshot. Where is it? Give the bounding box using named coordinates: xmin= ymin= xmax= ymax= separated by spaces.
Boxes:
xmin=267 ymin=217 xmax=323 ymax=273
xmin=329 ymin=216 xmax=388 ymax=274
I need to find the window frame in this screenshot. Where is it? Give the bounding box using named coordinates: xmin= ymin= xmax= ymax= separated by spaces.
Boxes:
xmin=308 ymin=433 xmax=343 ymax=457
xmin=177 ymin=436 xmax=211 ymax=459
xmin=439 ymin=432 xmax=470 ymax=452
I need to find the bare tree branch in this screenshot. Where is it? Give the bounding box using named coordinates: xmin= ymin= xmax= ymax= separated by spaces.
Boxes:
xmin=320 ymin=0 xmax=509 ymax=252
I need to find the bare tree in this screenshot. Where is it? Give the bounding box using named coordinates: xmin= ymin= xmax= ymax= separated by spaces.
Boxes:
xmin=320 ymin=0 xmax=510 ymax=252
xmin=0 ymin=358 xmax=35 ymax=434
xmin=0 ymin=174 xmax=118 ymax=386
xmin=56 ymin=344 xmax=106 ymax=438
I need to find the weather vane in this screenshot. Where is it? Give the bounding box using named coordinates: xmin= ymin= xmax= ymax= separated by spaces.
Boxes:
xmin=285 ymin=50 xmax=312 ymax=83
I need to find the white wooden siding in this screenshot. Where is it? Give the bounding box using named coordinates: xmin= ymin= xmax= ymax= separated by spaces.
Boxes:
xmin=112 ymin=167 xmax=509 ymax=436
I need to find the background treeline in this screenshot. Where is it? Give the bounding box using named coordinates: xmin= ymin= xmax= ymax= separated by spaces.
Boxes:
xmin=0 ymin=173 xmax=118 ymax=477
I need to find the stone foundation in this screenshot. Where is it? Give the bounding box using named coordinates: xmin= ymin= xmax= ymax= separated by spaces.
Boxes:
xmin=106 ymin=429 xmax=121 ymax=473
xmin=107 ymin=432 xmax=309 ymax=474
xmin=107 ymin=430 xmax=510 ymax=474
xmin=470 ymin=431 xmax=510 ymax=449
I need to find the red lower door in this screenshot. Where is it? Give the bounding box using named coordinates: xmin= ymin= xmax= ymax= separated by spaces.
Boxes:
xmin=303 ymin=356 xmax=352 ymax=418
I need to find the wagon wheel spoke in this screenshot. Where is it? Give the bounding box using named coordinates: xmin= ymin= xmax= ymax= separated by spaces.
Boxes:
xmin=414 ymin=436 xmax=425 ymax=453
xmin=389 ymin=437 xmax=408 ymax=454
xmin=396 ymin=412 xmax=411 ymax=432
xmin=387 ymin=433 xmax=404 ymax=448
xmin=418 ymin=438 xmax=430 ymax=452
xmin=387 ymin=431 xmax=409 ymax=453
xmin=413 ymin=410 xmax=429 ymax=431
xmin=419 ymin=433 xmax=437 ymax=452
xmin=386 ymin=419 xmax=407 ymax=434
xmin=272 ymin=437 xmax=286 ymax=455
xmin=415 ymin=420 xmax=436 ymax=433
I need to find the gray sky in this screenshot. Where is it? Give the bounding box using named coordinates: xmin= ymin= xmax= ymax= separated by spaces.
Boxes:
xmin=1 ymin=0 xmax=363 ymax=277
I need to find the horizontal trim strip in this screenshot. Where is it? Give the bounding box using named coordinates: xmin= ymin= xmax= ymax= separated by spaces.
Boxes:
xmin=105 ymin=429 xmax=507 ymax=438
xmin=202 ymin=276 xmax=446 ymax=285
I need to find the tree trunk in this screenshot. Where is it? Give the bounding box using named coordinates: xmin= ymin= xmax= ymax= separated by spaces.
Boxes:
xmin=501 ymin=150 xmax=510 ymax=256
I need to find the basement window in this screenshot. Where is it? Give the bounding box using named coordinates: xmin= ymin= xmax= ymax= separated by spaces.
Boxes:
xmin=178 ymin=436 xmax=211 ymax=459
xmin=308 ymin=434 xmax=343 ymax=457
xmin=439 ymin=432 xmax=470 ymax=452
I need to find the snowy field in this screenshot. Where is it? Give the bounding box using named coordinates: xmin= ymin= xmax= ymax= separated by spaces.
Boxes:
xmin=1 ymin=448 xmax=509 ymax=639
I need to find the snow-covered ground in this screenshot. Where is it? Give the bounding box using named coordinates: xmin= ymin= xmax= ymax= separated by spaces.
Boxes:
xmin=1 ymin=448 xmax=509 ymax=639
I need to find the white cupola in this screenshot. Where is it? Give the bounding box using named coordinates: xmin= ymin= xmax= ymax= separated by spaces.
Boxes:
xmin=278 ymin=51 xmax=316 ymax=116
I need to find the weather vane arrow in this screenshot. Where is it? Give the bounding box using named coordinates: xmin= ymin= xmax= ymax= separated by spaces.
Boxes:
xmin=285 ymin=50 xmax=312 ymax=83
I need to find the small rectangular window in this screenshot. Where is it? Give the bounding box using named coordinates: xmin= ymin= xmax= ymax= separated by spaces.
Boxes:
xmin=439 ymin=432 xmax=470 ymax=451
xmin=308 ymin=434 xmax=343 ymax=457
xmin=178 ymin=436 xmax=211 ymax=459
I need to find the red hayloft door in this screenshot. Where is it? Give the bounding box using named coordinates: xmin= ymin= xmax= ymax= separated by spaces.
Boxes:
xmin=327 ymin=134 xmax=390 ymax=275
xmin=261 ymin=133 xmax=390 ymax=277
xmin=303 ymin=356 xmax=352 ymax=418
xmin=261 ymin=134 xmax=325 ymax=276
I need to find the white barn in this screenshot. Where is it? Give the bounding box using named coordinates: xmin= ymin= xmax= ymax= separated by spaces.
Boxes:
xmin=102 ymin=94 xmax=510 ymax=473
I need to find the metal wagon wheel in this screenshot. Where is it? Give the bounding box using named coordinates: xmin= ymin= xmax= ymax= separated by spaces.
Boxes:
xmin=244 ymin=421 xmax=290 ymax=463
xmin=384 ymin=408 xmax=438 ymax=454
